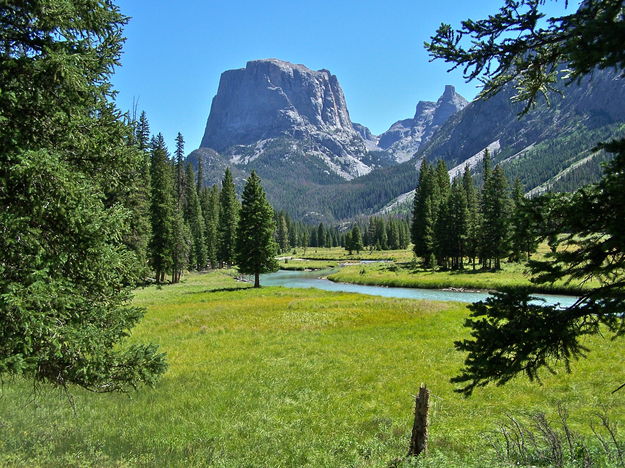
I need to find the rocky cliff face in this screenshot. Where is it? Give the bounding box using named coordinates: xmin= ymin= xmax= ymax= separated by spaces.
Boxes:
xmin=377 ymin=85 xmax=468 ymax=162
xmin=199 ymin=59 xmax=371 ymax=179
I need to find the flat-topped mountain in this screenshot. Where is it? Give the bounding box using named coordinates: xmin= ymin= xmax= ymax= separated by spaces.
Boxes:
xmin=198 ymin=58 xmax=371 ymax=179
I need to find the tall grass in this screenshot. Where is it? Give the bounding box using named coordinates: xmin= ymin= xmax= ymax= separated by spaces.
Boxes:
xmin=0 ymin=271 xmax=620 ymax=466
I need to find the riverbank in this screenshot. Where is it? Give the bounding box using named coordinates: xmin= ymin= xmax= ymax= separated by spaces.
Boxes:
xmin=327 ymin=262 xmax=592 ymax=296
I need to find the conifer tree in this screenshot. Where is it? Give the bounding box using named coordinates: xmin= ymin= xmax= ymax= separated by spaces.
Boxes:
xmin=412 ymin=161 xmax=436 ymax=260
xmin=217 ymin=168 xmax=239 ymax=267
xmin=462 ymin=165 xmax=481 ymax=269
xmin=351 ymin=225 xmax=364 ymax=254
xmin=170 ymin=210 xmax=191 ymax=283
xmin=174 ymin=132 xmax=186 ymax=206
xmin=481 ymin=165 xmax=511 ymax=269
xmin=317 ymin=223 xmax=326 ymax=249
xmin=201 ymin=185 xmax=220 ymax=268
xmin=235 ymin=172 xmax=279 ymax=287
xmin=0 ymin=1 xmax=166 ymax=391
xmin=149 ymin=134 xmax=175 ymax=283
xmin=123 ymin=111 xmax=152 ymax=281
xmin=136 ymin=111 xmax=151 ymax=152
xmin=448 ymin=179 xmax=469 ymax=269
xmin=184 ymin=164 xmax=207 ymax=270
xmin=277 ymin=214 xmax=290 ymax=253
xmin=345 ymin=230 xmax=353 ymax=254
xmin=509 ymin=178 xmax=538 ymax=262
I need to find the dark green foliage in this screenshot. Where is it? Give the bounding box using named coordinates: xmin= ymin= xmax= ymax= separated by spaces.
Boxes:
xmin=276 ymin=214 xmax=290 ymax=253
xmin=480 ymin=165 xmax=511 ymax=270
xmin=452 ymin=288 xmax=588 ymax=395
xmin=0 ymin=0 xmax=166 ymax=391
xmin=201 ymin=185 xmax=220 ymax=268
xmin=412 ymin=161 xmax=435 ymax=259
xmin=346 ymin=226 xmax=363 ymax=254
xmin=427 ymin=0 xmax=625 ymax=393
xmin=184 ymin=163 xmax=207 ymax=270
xmin=217 ymin=168 xmax=239 ymax=266
xmin=149 ymin=134 xmax=175 ymax=283
xmin=235 ymin=172 xmax=279 ymax=287
xmin=463 ymin=165 xmax=481 ymax=268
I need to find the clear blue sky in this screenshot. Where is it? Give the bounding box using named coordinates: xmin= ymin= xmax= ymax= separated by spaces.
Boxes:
xmin=112 ymin=0 xmax=572 ymax=151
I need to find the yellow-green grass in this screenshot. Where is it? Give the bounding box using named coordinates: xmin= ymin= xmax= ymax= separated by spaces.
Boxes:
xmin=292 ymin=246 xmax=415 ymax=262
xmin=328 ymin=262 xmax=595 ymax=295
xmin=278 ymin=258 xmax=339 ymax=271
xmin=0 ymin=271 xmax=621 ymax=467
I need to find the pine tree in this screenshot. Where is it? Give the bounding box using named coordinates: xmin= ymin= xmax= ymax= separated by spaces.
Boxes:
xmin=170 ymin=209 xmax=191 ymax=283
xmin=509 ymin=178 xmax=538 ymax=262
xmin=412 ymin=160 xmax=436 ymax=260
xmin=201 ymin=185 xmax=220 ymax=268
xmin=448 ymin=179 xmax=469 ymax=269
xmin=0 ymin=1 xmax=166 ymax=391
xmin=351 ymin=225 xmax=364 ymax=254
xmin=136 ymin=111 xmax=151 ymax=152
xmin=317 ymin=223 xmax=326 ymax=249
xmin=481 ymin=165 xmax=511 ymax=270
xmin=149 ymin=134 xmax=175 ymax=283
xmin=462 ymin=165 xmax=481 ymax=269
xmin=345 ymin=230 xmax=353 ymax=254
xmin=277 ymin=214 xmax=290 ymax=253
xmin=174 ymin=132 xmax=186 ymax=207
xmin=217 ymin=168 xmax=239 ymax=267
xmin=124 ymin=110 xmax=152 ymax=281
xmin=235 ymin=172 xmax=279 ymax=287
xmin=184 ymin=163 xmax=207 ymax=270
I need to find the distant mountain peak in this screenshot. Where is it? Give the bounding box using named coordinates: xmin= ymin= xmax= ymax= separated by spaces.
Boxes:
xmin=377 ymin=86 xmax=468 ymax=162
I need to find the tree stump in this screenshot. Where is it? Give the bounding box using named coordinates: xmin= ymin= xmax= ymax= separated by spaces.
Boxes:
xmin=408 ymin=384 xmax=430 ymax=457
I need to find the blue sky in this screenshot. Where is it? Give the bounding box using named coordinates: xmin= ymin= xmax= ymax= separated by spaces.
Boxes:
xmin=111 ymin=0 xmax=572 ymax=151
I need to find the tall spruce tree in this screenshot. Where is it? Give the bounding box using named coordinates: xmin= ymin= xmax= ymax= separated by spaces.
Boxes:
xmin=174 ymin=132 xmax=186 ymax=207
xmin=217 ymin=168 xmax=239 ymax=267
xmin=235 ymin=172 xmax=279 ymax=287
xmin=277 ymin=214 xmax=290 ymax=253
xmin=351 ymin=225 xmax=364 ymax=254
xmin=0 ymin=0 xmax=166 ymax=390
xmin=509 ymin=178 xmax=538 ymax=262
xmin=201 ymin=185 xmax=220 ymax=268
xmin=123 ymin=111 xmax=152 ymax=281
xmin=462 ymin=165 xmax=481 ymax=269
xmin=184 ymin=163 xmax=207 ymax=270
xmin=480 ymin=165 xmax=512 ymax=269
xmin=149 ymin=134 xmax=175 ymax=283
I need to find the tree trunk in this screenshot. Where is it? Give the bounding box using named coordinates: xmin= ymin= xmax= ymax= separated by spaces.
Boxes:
xmin=254 ymin=272 xmax=260 ymax=288
xmin=408 ymin=384 xmax=430 ymax=458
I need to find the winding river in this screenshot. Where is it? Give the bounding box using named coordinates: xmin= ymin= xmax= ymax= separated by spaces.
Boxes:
xmin=261 ymin=268 xmax=580 ymax=308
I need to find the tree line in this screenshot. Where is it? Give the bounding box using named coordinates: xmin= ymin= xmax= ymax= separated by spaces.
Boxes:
xmin=132 ymin=112 xmax=278 ymax=286
xmin=411 ymin=150 xmax=537 ymax=270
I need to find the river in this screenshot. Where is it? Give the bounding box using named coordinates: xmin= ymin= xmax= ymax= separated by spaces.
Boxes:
xmin=260 ymin=269 xmax=579 ymax=307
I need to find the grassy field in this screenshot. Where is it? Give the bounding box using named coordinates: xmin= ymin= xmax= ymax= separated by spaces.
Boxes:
xmin=0 ymin=271 xmax=621 ymax=467
xmin=277 ymin=257 xmax=339 ymax=271
xmin=327 ymin=262 xmax=591 ymax=295
xmin=291 ymin=247 xmax=415 ymax=262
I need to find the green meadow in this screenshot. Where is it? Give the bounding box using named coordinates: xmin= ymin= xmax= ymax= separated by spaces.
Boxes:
xmin=0 ymin=271 xmax=621 ymax=467
xmin=327 ymin=262 xmax=592 ymax=295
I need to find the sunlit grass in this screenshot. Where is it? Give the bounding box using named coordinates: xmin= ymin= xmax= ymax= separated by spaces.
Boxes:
xmin=327 ymin=262 xmax=593 ymax=295
xmin=0 ymin=271 xmax=620 ymax=466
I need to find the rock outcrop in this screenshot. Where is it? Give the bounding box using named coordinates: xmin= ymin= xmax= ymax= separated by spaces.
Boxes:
xmin=199 ymin=58 xmax=371 ymax=179
xmin=378 ymin=85 xmax=468 ymax=162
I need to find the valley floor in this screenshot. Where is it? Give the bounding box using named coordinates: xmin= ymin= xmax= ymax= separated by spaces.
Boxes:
xmin=0 ymin=271 xmax=621 ymax=467
xmin=279 ymin=247 xmax=591 ymax=295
